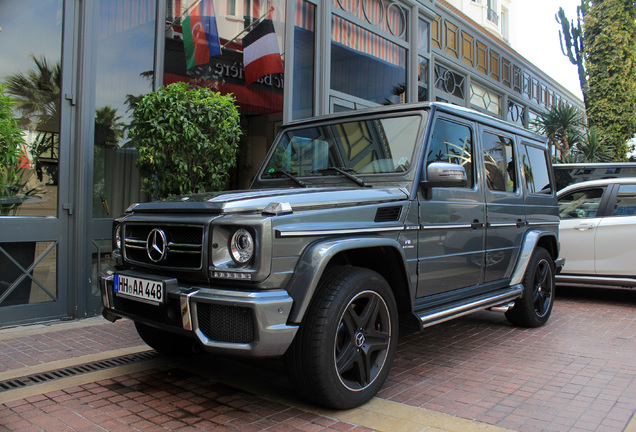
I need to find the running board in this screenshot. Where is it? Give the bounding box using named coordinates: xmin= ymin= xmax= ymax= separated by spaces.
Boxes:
xmin=556 ymin=275 xmax=636 ymax=288
xmin=415 ymin=285 xmax=524 ymax=329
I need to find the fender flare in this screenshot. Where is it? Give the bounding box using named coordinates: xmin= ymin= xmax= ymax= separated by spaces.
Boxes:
xmin=286 ymin=237 xmax=410 ymax=323
xmin=510 ymin=229 xmax=558 ymax=286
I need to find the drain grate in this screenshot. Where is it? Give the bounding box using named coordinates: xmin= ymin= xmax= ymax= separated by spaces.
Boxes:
xmin=0 ymin=350 xmax=160 ymax=392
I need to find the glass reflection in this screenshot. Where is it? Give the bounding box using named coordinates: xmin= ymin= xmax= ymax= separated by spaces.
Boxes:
xmin=0 ymin=0 xmax=63 ymax=217
xmin=331 ymin=16 xmax=406 ymax=105
xmin=0 ymin=241 xmax=57 ymax=306
xmin=92 ymin=0 xmax=156 ymax=219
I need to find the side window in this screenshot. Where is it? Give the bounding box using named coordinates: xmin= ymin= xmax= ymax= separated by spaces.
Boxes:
xmin=482 ymin=131 xmax=516 ymax=193
xmin=426 ymin=118 xmax=474 ymax=188
xmin=612 ymin=184 xmax=636 ymax=216
xmin=558 ymin=188 xmax=604 ymax=219
xmin=519 ymin=143 xmax=552 ymax=194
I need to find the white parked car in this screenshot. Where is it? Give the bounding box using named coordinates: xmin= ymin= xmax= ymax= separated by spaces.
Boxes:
xmin=557 ymin=178 xmax=636 ymax=288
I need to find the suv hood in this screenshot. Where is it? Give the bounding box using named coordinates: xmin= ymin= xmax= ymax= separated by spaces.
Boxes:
xmin=127 ymin=187 xmax=409 ymax=214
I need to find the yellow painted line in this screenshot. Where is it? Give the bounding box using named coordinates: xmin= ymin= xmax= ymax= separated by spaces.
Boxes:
xmin=1 ymin=345 xmax=514 ymax=432
xmin=178 ymin=356 xmax=514 ymax=432
xmin=625 ymin=411 xmax=636 ymax=432
xmin=0 ymin=345 xmax=151 ymax=383
xmin=315 ymin=398 xmax=513 ymax=432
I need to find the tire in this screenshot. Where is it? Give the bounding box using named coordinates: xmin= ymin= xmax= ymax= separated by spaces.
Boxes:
xmin=286 ymin=266 xmax=398 ymax=409
xmin=135 ymin=322 xmax=200 ymax=356
xmin=505 ymin=247 xmax=555 ymax=327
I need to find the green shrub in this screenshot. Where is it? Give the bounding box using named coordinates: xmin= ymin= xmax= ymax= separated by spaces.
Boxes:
xmin=130 ymin=82 xmax=242 ymax=199
xmin=0 ymin=84 xmax=36 ymax=216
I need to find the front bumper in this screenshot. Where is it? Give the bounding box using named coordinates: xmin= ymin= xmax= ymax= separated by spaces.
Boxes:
xmin=99 ymin=269 xmax=298 ymax=357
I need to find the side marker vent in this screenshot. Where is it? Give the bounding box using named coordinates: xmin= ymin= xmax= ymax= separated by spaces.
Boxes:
xmin=374 ymin=206 xmax=402 ymax=222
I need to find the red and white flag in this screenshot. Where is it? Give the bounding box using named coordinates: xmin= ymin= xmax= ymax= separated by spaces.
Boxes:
xmin=242 ymin=18 xmax=284 ymax=86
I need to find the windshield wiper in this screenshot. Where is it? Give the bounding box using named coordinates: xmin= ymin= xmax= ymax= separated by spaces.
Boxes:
xmin=312 ymin=167 xmax=370 ymax=188
xmin=264 ymin=170 xmax=307 ymax=188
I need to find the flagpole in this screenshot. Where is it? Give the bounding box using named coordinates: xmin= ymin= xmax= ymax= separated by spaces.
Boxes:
xmin=166 ymin=0 xmax=202 ymax=33
xmin=221 ymin=6 xmax=275 ymax=49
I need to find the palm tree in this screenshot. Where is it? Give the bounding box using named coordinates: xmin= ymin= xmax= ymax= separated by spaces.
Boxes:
xmin=3 ymin=55 xmax=62 ymax=185
xmin=532 ymin=103 xmax=584 ymax=157
xmin=3 ymin=54 xmax=61 ymax=132
xmin=576 ymin=127 xmax=612 ymax=162
xmin=95 ymin=106 xmax=125 ymax=147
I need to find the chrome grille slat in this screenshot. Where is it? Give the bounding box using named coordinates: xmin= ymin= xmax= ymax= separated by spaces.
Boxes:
xmin=123 ymin=223 xmax=204 ymax=269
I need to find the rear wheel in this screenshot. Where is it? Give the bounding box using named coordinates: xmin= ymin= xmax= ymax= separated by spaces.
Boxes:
xmin=286 ymin=266 xmax=398 ymax=409
xmin=135 ymin=322 xmax=200 ymax=355
xmin=506 ymin=247 xmax=555 ymax=327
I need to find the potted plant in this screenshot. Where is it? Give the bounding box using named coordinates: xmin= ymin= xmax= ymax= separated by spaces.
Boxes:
xmin=129 ymin=82 xmax=243 ymax=199
xmin=0 ymin=84 xmax=39 ymax=305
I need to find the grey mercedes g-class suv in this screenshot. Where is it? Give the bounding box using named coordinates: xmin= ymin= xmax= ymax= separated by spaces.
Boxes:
xmin=99 ymin=102 xmax=563 ymax=409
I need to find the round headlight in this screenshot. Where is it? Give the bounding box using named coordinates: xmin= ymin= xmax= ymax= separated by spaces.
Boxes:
xmin=114 ymin=224 xmax=122 ymax=250
xmin=230 ymin=228 xmax=254 ymax=264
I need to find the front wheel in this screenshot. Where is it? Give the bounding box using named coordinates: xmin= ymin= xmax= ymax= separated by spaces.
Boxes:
xmin=506 ymin=247 xmax=555 ymax=327
xmin=286 ymin=266 xmax=398 ymax=409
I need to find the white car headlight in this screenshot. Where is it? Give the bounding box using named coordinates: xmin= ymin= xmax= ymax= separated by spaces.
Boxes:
xmin=114 ymin=224 xmax=122 ymax=250
xmin=230 ymin=228 xmax=254 ymax=264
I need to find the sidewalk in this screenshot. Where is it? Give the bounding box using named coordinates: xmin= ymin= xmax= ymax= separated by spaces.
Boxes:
xmin=1 ymin=286 xmax=635 ymax=431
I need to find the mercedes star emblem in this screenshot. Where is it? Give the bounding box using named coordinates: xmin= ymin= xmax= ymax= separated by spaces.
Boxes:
xmin=147 ymin=228 xmax=168 ymax=262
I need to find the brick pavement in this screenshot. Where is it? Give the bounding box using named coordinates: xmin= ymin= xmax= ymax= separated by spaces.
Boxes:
xmin=384 ymin=286 xmax=636 ymax=431
xmin=0 ymin=286 xmax=635 ymax=432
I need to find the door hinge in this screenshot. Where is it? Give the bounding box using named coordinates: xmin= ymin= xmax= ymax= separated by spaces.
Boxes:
xmin=64 ymin=93 xmax=76 ymax=106
xmin=63 ymin=203 xmax=74 ymax=215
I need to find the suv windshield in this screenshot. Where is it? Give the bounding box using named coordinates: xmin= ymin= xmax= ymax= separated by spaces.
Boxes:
xmin=262 ymin=115 xmax=422 ymax=179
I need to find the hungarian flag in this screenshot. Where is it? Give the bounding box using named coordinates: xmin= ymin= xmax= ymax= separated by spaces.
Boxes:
xmin=183 ymin=0 xmax=221 ymax=70
xmin=243 ymin=19 xmax=284 ymax=86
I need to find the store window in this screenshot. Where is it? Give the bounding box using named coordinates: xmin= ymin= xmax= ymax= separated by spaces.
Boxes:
xmin=507 ymin=100 xmax=525 ymax=127
xmin=331 ymin=17 xmax=406 ymax=105
xmin=418 ymin=16 xmax=430 ymax=102
xmin=470 ymin=83 xmax=500 ymax=115
xmin=164 ymin=0 xmax=287 ymax=188
xmin=0 ymin=1 xmax=63 ymax=218
xmin=434 ymin=63 xmax=465 ymax=101
xmin=331 ymin=0 xmax=408 ymax=105
xmin=293 ymin=0 xmax=316 ymax=120
xmin=92 ymin=0 xmax=156 ymax=218
xmin=0 ymin=0 xmax=64 ymax=308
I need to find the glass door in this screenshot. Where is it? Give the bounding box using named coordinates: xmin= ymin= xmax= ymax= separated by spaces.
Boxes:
xmin=0 ymin=0 xmax=75 ymax=323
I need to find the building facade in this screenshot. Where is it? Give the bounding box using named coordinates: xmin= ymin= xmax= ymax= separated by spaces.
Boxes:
xmin=0 ymin=0 xmax=583 ymax=326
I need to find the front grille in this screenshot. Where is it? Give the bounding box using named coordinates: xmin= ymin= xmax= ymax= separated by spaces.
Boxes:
xmin=123 ymin=223 xmax=204 ymax=269
xmin=197 ymin=302 xmax=255 ymax=344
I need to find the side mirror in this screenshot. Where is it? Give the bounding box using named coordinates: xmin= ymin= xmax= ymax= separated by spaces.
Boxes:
xmin=420 ymin=162 xmax=467 ymax=199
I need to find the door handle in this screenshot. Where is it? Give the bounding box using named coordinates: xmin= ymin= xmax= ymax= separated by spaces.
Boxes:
xmin=575 ymin=225 xmax=595 ymax=231
xmin=516 ymin=219 xmax=526 ymax=228
xmin=471 ymin=219 xmax=484 ymax=229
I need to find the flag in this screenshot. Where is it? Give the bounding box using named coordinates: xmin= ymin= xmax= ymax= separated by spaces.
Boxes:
xmin=243 ymin=19 xmax=284 ymax=86
xmin=182 ymin=0 xmax=221 ymax=70
xmin=18 ymin=145 xmax=30 ymax=169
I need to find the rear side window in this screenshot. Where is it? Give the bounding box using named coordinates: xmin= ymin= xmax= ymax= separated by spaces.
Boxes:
xmin=519 ymin=143 xmax=552 ymax=194
xmin=426 ymin=118 xmax=474 ymax=188
xmin=612 ymin=184 xmax=636 ymax=216
xmin=482 ymin=131 xmax=516 ymax=193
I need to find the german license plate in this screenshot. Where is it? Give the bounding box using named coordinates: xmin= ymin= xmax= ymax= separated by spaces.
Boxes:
xmin=114 ymin=274 xmax=164 ymax=304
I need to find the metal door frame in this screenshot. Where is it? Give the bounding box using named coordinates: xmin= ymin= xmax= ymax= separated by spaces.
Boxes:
xmin=0 ymin=0 xmax=78 ymax=325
